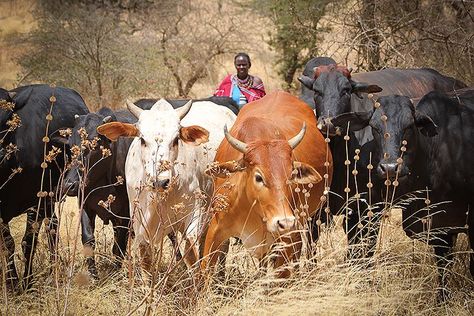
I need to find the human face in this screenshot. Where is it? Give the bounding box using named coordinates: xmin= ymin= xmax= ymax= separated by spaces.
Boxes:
xmin=234 ymin=56 xmax=250 ymax=79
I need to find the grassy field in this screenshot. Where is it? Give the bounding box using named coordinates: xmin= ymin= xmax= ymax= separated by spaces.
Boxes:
xmin=2 ymin=199 xmax=473 ymax=315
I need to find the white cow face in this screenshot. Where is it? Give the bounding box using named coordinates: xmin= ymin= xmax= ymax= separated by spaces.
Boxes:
xmin=97 ymin=99 xmax=209 ymax=190
xmin=137 ymin=102 xmax=181 ymax=188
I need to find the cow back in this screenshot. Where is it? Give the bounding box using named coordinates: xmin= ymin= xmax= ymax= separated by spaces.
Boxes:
xmin=353 ymin=68 xmax=466 ymax=98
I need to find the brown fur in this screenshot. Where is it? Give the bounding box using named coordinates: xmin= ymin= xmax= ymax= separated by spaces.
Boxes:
xmin=314 ymin=64 xmax=351 ymax=79
xmin=202 ymin=91 xmax=333 ymax=280
xmin=97 ymin=122 xmax=139 ymax=141
xmin=179 ymin=125 xmax=209 ymax=145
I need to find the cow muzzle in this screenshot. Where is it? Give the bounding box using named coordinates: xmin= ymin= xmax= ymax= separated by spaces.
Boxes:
xmin=269 ymin=216 xmax=296 ymax=234
xmin=377 ymin=163 xmax=399 ymax=180
xmin=317 ymin=117 xmax=341 ymax=137
xmin=153 ymin=178 xmax=170 ymax=191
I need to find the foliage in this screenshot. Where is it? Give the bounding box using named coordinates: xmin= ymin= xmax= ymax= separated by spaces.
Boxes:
xmin=143 ymin=1 xmax=244 ymax=97
xmin=15 ymin=0 xmax=245 ymax=109
xmin=245 ymin=0 xmax=332 ymax=90
xmin=16 ymin=5 xmax=152 ymax=108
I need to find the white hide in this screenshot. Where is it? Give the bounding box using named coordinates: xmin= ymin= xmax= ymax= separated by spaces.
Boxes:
xmin=125 ymin=99 xmax=236 ymax=263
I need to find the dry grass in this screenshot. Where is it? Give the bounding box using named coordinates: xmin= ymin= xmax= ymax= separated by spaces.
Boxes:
xmin=2 ymin=203 xmax=473 ymax=316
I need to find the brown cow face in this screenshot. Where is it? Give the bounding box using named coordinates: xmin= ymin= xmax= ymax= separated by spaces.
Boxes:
xmin=209 ymin=139 xmax=322 ymax=234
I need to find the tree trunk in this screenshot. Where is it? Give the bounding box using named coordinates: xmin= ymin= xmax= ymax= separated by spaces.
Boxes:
xmin=283 ymin=51 xmax=299 ymax=91
xmin=360 ymin=0 xmax=381 ymax=71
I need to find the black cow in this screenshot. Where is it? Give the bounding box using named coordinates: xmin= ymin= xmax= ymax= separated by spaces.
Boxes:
xmin=299 ymin=56 xmax=336 ymax=109
xmin=62 ymin=108 xmax=135 ymax=278
xmin=299 ymin=64 xmax=467 ymax=258
xmin=333 ymin=88 xmax=474 ymax=297
xmin=0 ymin=84 xmax=88 ymax=290
xmin=299 ymin=66 xmax=466 ymax=137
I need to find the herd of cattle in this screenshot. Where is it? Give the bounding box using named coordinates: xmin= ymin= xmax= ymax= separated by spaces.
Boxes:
xmin=0 ymin=58 xmax=473 ymax=298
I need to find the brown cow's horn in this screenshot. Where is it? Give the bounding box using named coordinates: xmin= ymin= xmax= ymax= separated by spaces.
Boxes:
xmin=127 ymin=100 xmax=143 ymax=119
xmin=288 ymin=122 xmax=306 ymax=149
xmin=224 ymin=125 xmax=247 ymax=153
xmin=176 ymin=100 xmax=193 ymax=120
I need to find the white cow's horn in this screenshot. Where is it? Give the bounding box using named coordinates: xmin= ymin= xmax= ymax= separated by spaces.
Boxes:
xmin=176 ymin=100 xmax=193 ymax=120
xmin=288 ymin=122 xmax=306 ymax=149
xmin=224 ymin=125 xmax=247 ymax=153
xmin=127 ymin=100 xmax=143 ymax=119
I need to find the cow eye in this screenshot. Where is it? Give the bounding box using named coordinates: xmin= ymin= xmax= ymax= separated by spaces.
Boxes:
xmin=140 ymin=137 xmax=146 ymax=146
xmin=255 ymin=173 xmax=264 ymax=184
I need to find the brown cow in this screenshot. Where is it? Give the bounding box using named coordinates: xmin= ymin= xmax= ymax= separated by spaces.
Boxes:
xmin=202 ymin=91 xmax=332 ymax=279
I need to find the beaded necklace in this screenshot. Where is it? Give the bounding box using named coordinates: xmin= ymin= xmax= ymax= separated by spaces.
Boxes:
xmin=235 ymin=75 xmax=253 ymax=89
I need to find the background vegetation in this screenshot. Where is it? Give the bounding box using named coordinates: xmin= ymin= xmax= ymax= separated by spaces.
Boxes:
xmin=2 ymin=0 xmax=472 ymax=109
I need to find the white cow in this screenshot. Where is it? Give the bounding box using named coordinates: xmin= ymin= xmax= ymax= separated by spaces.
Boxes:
xmin=97 ymin=99 xmax=236 ymax=270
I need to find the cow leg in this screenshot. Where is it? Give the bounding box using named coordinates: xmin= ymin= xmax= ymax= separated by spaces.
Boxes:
xmin=22 ymin=211 xmax=44 ymax=290
xmin=0 ymin=221 xmax=19 ymax=291
xmin=201 ymin=217 xmax=230 ymax=285
xmin=167 ymin=232 xmax=182 ymax=262
xmin=273 ymin=232 xmax=303 ymax=278
xmin=183 ymin=237 xmax=200 ymax=279
xmin=46 ymin=209 xmax=59 ymax=268
xmin=469 ymin=210 xmax=474 ymax=278
xmin=80 ymin=210 xmax=98 ymax=279
xmin=112 ymin=220 xmax=129 ymax=270
xmin=138 ymin=242 xmax=153 ymax=273
xmin=431 ymin=232 xmax=456 ymax=301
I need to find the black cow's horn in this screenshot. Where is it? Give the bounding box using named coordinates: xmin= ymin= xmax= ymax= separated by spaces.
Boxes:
xmin=176 ymin=100 xmax=193 ymax=120
xmin=224 ymin=125 xmax=247 ymax=153
xmin=127 ymin=100 xmax=143 ymax=119
xmin=288 ymin=122 xmax=306 ymax=149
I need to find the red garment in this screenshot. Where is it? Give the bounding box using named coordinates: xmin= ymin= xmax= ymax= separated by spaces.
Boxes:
xmin=214 ymin=74 xmax=266 ymax=103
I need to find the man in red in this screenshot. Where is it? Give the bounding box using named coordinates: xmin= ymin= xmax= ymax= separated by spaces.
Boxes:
xmin=214 ymin=52 xmax=266 ymax=109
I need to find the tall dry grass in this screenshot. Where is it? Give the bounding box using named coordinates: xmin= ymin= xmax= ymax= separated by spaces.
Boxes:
xmin=2 ymin=203 xmax=473 ymax=315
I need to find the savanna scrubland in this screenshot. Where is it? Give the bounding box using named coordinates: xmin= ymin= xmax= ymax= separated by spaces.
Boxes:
xmin=0 ymin=0 xmax=473 ymax=315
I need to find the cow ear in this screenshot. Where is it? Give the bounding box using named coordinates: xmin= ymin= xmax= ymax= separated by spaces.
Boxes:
xmin=206 ymin=159 xmax=245 ymax=178
xmin=414 ymin=112 xmax=437 ymax=137
xmin=351 ymin=81 xmax=383 ymax=94
xmin=50 ymin=135 xmax=69 ymax=146
xmin=291 ymin=161 xmax=322 ymax=185
xmin=179 ymin=125 xmax=209 ymax=145
xmin=331 ymin=110 xmax=373 ymax=132
xmin=298 ymin=76 xmax=315 ymax=90
xmin=97 ymin=122 xmax=139 ymax=141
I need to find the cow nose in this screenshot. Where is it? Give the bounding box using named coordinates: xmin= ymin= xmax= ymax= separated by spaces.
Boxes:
xmin=377 ymin=163 xmax=398 ymax=179
xmin=153 ymin=179 xmax=170 ymax=190
xmin=273 ymin=216 xmax=296 ymax=233
xmin=317 ymin=117 xmax=339 ymax=135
